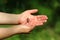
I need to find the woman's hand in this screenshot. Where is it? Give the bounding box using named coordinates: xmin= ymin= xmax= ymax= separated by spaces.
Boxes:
xmin=13 ymin=15 xmax=48 ymax=33
xmin=14 ymin=9 xmax=48 ymax=33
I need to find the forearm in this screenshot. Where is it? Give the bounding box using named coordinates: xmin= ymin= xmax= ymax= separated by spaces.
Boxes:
xmin=0 ymin=12 xmax=19 ymax=24
xmin=0 ymin=27 xmax=15 ymax=39
xmin=0 ymin=25 xmax=28 ymax=39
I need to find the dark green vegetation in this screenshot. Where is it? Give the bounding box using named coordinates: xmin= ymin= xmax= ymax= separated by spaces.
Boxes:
xmin=0 ymin=0 xmax=60 ymax=40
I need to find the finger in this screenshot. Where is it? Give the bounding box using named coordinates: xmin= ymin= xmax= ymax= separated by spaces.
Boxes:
xmin=22 ymin=9 xmax=38 ymax=14
xmin=35 ymin=15 xmax=48 ymax=20
xmin=43 ymin=20 xmax=47 ymax=22
xmin=37 ymin=18 xmax=47 ymax=23
xmin=35 ymin=20 xmax=43 ymax=26
xmin=36 ymin=22 xmax=43 ymax=26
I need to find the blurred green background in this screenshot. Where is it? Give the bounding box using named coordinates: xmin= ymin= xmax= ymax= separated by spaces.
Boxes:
xmin=0 ymin=0 xmax=60 ymax=40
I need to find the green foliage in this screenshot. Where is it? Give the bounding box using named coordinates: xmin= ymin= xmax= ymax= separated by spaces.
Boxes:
xmin=0 ymin=0 xmax=60 ymax=40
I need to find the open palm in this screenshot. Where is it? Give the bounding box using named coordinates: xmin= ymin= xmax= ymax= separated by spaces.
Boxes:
xmin=15 ymin=9 xmax=48 ymax=33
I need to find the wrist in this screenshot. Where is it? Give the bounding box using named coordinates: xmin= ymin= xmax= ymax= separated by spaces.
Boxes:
xmin=11 ymin=25 xmax=30 ymax=34
xmin=15 ymin=14 xmax=20 ymax=24
xmin=16 ymin=14 xmax=22 ymax=24
xmin=11 ymin=14 xmax=20 ymax=24
xmin=10 ymin=25 xmax=22 ymax=34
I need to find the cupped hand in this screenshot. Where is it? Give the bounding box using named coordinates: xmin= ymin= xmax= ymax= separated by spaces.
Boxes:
xmin=14 ymin=9 xmax=48 ymax=33
xmin=14 ymin=13 xmax=48 ymax=33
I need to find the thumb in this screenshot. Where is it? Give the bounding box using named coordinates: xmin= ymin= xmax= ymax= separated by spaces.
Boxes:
xmin=23 ymin=9 xmax=38 ymax=14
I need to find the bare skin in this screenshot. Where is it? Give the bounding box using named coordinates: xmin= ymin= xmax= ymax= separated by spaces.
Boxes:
xmin=0 ymin=9 xmax=48 ymax=39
